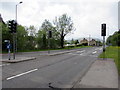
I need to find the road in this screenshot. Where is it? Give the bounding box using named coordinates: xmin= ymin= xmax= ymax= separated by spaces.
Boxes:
xmin=2 ymin=47 xmax=103 ymax=88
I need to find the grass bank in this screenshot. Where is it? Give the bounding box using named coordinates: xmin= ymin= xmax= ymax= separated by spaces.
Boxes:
xmin=99 ymin=46 xmax=120 ymax=74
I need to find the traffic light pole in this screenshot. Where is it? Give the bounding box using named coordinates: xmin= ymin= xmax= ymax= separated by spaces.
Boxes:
xmin=103 ymin=36 xmax=105 ymax=52
xmin=101 ymin=23 xmax=106 ymax=60
xmin=103 ymin=36 xmax=105 ymax=59
xmin=48 ymin=38 xmax=50 ymax=54
xmin=13 ymin=33 xmax=16 ymax=59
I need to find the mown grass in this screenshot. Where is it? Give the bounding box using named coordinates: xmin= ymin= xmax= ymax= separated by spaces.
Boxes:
xmin=2 ymin=46 xmax=92 ymax=53
xmin=99 ymin=46 xmax=120 ymax=74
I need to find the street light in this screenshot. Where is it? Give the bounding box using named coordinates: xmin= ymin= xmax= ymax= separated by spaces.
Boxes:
xmin=15 ymin=1 xmax=23 ymax=52
xmin=16 ymin=1 xmax=23 ymax=22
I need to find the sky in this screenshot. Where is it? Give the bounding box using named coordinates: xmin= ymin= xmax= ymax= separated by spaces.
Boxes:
xmin=0 ymin=0 xmax=119 ymax=40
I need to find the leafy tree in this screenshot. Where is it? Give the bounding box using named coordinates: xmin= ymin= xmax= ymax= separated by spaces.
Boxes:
xmin=106 ymin=31 xmax=120 ymax=46
xmin=37 ymin=19 xmax=61 ymax=49
xmin=71 ymin=38 xmax=75 ymax=44
xmin=75 ymin=40 xmax=79 ymax=45
xmin=25 ymin=36 xmax=36 ymax=50
xmin=36 ymin=30 xmax=43 ymax=49
xmin=42 ymin=33 xmax=47 ymax=49
xmin=54 ymin=14 xmax=75 ymax=48
xmin=16 ymin=25 xmax=28 ymax=51
xmin=28 ymin=25 xmax=36 ymax=36
xmin=1 ymin=22 xmax=12 ymax=51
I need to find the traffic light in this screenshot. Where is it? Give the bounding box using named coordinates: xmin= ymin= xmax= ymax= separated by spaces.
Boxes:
xmin=49 ymin=31 xmax=52 ymax=38
xmin=8 ymin=20 xmax=17 ymax=33
xmin=8 ymin=20 xmax=13 ymax=33
xmin=101 ymin=24 xmax=106 ymax=36
xmin=12 ymin=20 xmax=17 ymax=33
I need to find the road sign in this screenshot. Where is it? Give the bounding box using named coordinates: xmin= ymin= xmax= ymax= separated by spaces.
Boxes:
xmin=7 ymin=43 xmax=11 ymax=49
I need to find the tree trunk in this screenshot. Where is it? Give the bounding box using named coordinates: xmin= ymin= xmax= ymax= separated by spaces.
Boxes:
xmin=61 ymin=35 xmax=64 ymax=48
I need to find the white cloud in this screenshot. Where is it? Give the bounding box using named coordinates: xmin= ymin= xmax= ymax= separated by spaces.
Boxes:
xmin=1 ymin=0 xmax=119 ymax=40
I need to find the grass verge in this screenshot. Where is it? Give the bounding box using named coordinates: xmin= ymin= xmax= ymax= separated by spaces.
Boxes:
xmin=99 ymin=46 xmax=120 ymax=74
xmin=2 ymin=46 xmax=92 ymax=53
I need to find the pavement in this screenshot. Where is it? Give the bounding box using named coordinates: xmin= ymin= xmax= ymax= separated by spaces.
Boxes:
xmin=1 ymin=57 xmax=36 ymax=63
xmin=74 ymin=58 xmax=118 ymax=88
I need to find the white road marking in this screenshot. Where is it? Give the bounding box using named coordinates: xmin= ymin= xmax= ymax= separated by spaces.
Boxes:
xmin=0 ymin=64 xmax=10 ymax=67
xmin=95 ymin=48 xmax=98 ymax=50
xmin=77 ymin=50 xmax=85 ymax=53
xmin=92 ymin=51 xmax=97 ymax=54
xmin=7 ymin=68 xmax=38 ymax=80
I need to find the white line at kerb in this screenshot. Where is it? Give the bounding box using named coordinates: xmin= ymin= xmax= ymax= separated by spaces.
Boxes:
xmin=0 ymin=64 xmax=10 ymax=67
xmin=7 ymin=68 xmax=38 ymax=80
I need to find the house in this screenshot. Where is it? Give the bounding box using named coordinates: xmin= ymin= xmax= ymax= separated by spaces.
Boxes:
xmin=80 ymin=38 xmax=97 ymax=46
xmin=89 ymin=39 xmax=96 ymax=46
xmin=80 ymin=38 xmax=88 ymax=46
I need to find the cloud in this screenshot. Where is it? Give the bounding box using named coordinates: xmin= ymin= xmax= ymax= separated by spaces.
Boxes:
xmin=1 ymin=0 xmax=119 ymax=40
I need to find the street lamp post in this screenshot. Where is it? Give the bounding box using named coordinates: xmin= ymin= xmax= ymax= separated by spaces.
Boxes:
xmin=15 ymin=1 xmax=23 ymax=52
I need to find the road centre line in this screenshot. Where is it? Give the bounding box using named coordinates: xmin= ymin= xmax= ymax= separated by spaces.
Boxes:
xmin=7 ymin=68 xmax=38 ymax=80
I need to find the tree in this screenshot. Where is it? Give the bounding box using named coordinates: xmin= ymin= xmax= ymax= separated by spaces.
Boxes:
xmin=37 ymin=19 xmax=61 ymax=49
xmin=28 ymin=25 xmax=36 ymax=36
xmin=54 ymin=14 xmax=75 ymax=48
xmin=36 ymin=30 xmax=43 ymax=49
xmin=75 ymin=40 xmax=79 ymax=45
xmin=16 ymin=25 xmax=28 ymax=51
xmin=1 ymin=22 xmax=13 ymax=51
xmin=106 ymin=31 xmax=120 ymax=46
xmin=2 ymin=21 xmax=29 ymax=52
xmin=71 ymin=38 xmax=75 ymax=44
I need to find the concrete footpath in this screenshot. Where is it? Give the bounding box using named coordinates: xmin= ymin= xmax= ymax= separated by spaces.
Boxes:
xmin=1 ymin=57 xmax=36 ymax=63
xmin=74 ymin=58 xmax=118 ymax=88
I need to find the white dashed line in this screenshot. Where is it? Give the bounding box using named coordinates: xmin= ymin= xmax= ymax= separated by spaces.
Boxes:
xmin=77 ymin=50 xmax=85 ymax=53
xmin=80 ymin=53 xmax=83 ymax=55
xmin=7 ymin=68 xmax=38 ymax=80
xmin=92 ymin=51 xmax=97 ymax=54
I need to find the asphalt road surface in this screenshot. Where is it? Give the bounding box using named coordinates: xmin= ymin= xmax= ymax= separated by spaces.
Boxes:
xmin=2 ymin=47 xmax=103 ymax=88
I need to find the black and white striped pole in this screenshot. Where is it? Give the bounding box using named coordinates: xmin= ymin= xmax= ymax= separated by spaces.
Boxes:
xmin=101 ymin=23 xmax=106 ymax=52
xmin=101 ymin=23 xmax=106 ymax=59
